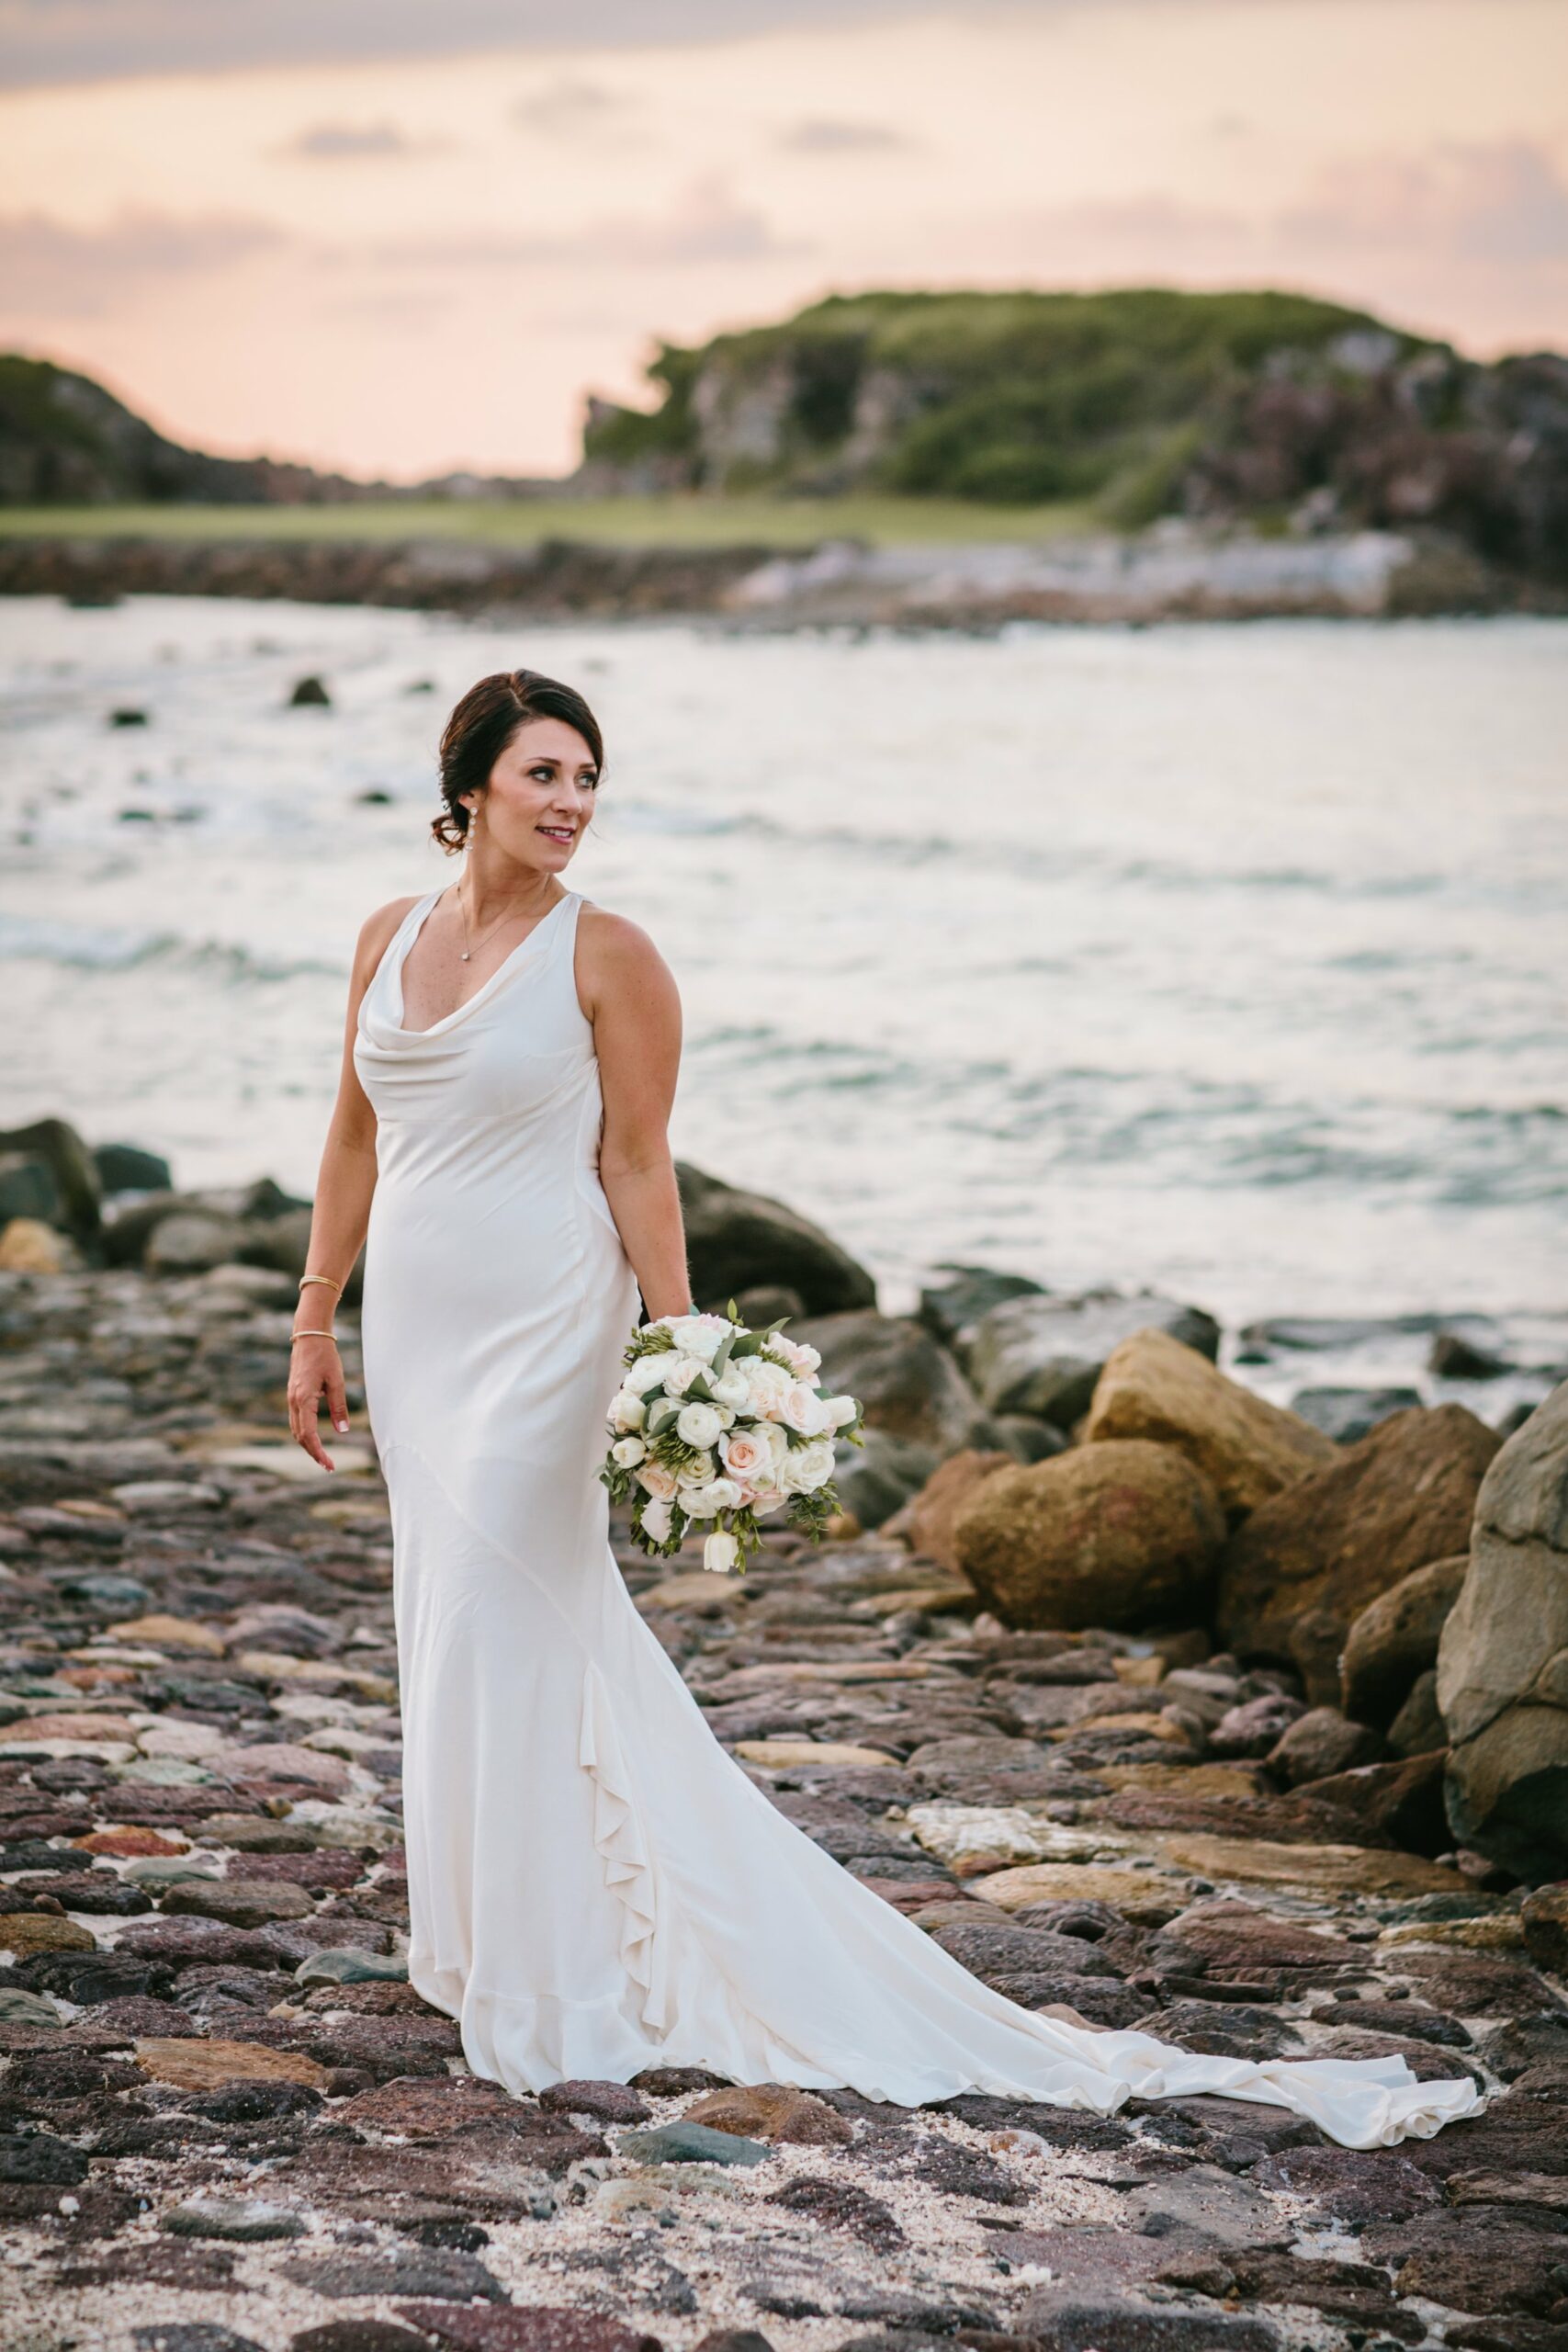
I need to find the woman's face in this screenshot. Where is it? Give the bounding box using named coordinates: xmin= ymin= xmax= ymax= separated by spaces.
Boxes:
xmin=470 ymin=715 xmax=598 ymax=868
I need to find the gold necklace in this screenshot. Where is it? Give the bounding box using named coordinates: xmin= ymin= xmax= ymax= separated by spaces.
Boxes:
xmin=452 ymin=880 xmax=555 ymax=962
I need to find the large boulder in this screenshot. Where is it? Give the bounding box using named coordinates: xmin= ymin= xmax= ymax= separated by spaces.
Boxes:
xmin=1340 ymin=1555 xmax=1469 ymax=1728
xmin=917 ymin=1263 xmax=1049 ymax=1355
xmin=1438 ymin=1384 xmax=1568 ymax=1881
xmin=677 ymin=1161 xmax=875 ymax=1317
xmin=952 ymin=1438 xmax=1225 ymax=1631
xmin=791 ymin=1308 xmax=996 ymax=1454
xmin=1216 ymin=1404 xmax=1501 ymax=1665
xmin=1084 ymin=1326 xmax=1336 ymax=1521
xmin=0 ymin=1117 xmax=99 ymax=1232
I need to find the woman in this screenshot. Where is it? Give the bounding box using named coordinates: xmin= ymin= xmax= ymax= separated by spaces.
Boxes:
xmin=287 ymin=665 xmax=1479 ymax=2150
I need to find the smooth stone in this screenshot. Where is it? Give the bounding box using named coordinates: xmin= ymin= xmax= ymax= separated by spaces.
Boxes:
xmin=615 ymin=2120 xmax=771 ymax=2166
xmin=1085 ymin=1326 xmax=1336 ymax=1518
xmin=135 ymin=2035 xmax=331 ymax=2090
xmin=683 ymin=2084 xmax=852 ymax=2144
xmin=162 ymin=2196 xmax=306 ymax=2241
xmin=295 ymin=1948 xmax=409 ymax=1986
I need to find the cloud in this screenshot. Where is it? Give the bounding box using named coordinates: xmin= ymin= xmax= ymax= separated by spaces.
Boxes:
xmin=0 ymin=0 xmax=1457 ymax=91
xmin=0 ymin=205 xmax=285 ymax=315
xmin=513 ymin=75 xmax=631 ymax=133
xmin=365 ymin=175 xmax=808 ymax=270
xmin=280 ymin=120 xmax=443 ymax=160
xmin=1279 ymin=140 xmax=1568 ymax=262
xmin=776 ymin=117 xmax=914 ymax=153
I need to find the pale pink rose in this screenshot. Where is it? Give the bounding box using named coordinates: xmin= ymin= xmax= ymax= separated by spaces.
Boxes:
xmin=637 ymin=1461 xmax=679 ymax=1500
xmin=780 ymin=1383 xmax=829 ymax=1435
xmin=719 ymin=1428 xmax=771 ymax=1480
xmin=769 ymin=1335 xmax=821 ymax=1378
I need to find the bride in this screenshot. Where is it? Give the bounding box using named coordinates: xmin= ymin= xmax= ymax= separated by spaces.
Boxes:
xmin=285 ymin=664 xmax=1480 ymax=2152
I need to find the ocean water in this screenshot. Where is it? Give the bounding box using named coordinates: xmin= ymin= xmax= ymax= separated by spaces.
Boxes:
xmin=3 ymin=594 xmax=1564 ymax=1415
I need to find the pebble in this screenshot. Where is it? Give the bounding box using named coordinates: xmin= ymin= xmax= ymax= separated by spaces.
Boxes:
xmin=0 ymin=1255 xmax=1561 ymax=2352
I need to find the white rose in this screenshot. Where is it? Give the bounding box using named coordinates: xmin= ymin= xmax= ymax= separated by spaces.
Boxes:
xmin=625 ymin=1354 xmax=676 ymax=1396
xmin=609 ymin=1390 xmax=648 ymax=1433
xmin=637 ymin=1461 xmax=679 ymax=1500
xmin=719 ymin=1428 xmax=772 ymax=1481
xmin=679 ymin=1448 xmax=716 ymax=1486
xmin=761 ymin=1419 xmax=791 ymax=1462
xmin=703 ymin=1530 xmax=739 ymax=1574
xmin=611 ymin=1435 xmax=647 ymax=1468
xmin=780 ymin=1383 xmax=830 ymax=1435
xmin=820 ymin=1393 xmax=859 ymax=1430
xmin=678 ymin=1476 xmax=740 ymax=1520
xmin=750 ymin=1490 xmax=789 ymax=1517
xmin=639 ymin=1497 xmax=673 ymax=1544
xmin=710 ymin=1368 xmax=750 ymax=1409
xmin=660 ymin=1314 xmax=731 ymax=1363
xmin=675 ymin=1401 xmax=723 ymax=1449
xmin=781 ymin=1437 xmax=837 ymax=1494
xmin=769 ymin=1336 xmax=821 ymax=1378
xmin=661 ymin=1356 xmax=710 ymax=1398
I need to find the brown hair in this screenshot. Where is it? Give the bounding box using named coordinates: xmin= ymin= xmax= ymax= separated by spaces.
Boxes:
xmin=432 ymin=668 xmax=605 ymax=854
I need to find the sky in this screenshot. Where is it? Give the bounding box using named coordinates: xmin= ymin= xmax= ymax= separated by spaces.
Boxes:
xmin=2 ymin=0 xmax=1565 ymax=481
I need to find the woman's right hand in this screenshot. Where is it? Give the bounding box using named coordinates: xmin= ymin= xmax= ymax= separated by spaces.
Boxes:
xmin=288 ymin=1336 xmax=350 ymax=1471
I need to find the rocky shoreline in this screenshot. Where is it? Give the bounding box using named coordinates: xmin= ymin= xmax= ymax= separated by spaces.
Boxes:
xmin=2 ymin=1115 xmax=1566 ymax=2352
xmin=1 ymin=521 xmax=1562 ymax=628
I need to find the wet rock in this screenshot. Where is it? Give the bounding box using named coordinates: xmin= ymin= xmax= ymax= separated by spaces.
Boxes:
xmin=1342 ymin=1554 xmax=1470 ymax=1726
xmin=1217 ymin=1402 xmax=1502 ymax=1662
xmin=679 ymin=1160 xmax=876 ymax=1317
xmin=1210 ymin=1693 xmax=1306 ymax=1758
xmin=789 ymin=1309 xmax=992 ymax=1453
xmin=1268 ymin=1705 xmax=1382 ymax=1784
xmin=683 ymin=2083 xmax=851 ymax=2143
xmin=1291 ymin=1385 xmax=1426 ymax=1442
xmin=295 ymin=1949 xmax=408 ymax=1987
xmin=953 ymin=1442 xmax=1225 ymax=1631
xmin=965 ymin=1290 xmax=1220 ymax=1428
xmin=1084 ymin=1327 xmax=1336 ymax=1518
xmin=1438 ymin=1380 xmax=1568 ymax=1878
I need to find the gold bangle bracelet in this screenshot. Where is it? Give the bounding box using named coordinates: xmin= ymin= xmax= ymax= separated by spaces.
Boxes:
xmin=291 ymin=1330 xmax=339 ymax=1343
xmin=299 ymin=1274 xmax=342 ymax=1294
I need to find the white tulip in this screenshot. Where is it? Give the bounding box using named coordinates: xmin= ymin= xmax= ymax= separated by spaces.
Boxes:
xmin=610 ymin=1435 xmax=647 ymax=1468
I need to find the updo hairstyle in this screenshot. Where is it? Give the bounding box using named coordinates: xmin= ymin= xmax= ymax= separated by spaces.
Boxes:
xmin=432 ymin=667 xmax=606 ymax=854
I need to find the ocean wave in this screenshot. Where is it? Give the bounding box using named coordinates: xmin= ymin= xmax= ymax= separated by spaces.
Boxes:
xmin=0 ymin=915 xmax=340 ymax=983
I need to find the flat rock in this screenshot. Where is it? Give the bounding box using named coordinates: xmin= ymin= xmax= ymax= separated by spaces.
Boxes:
xmin=684 ymin=2084 xmax=852 ymax=2144
xmin=616 ymin=2120 xmax=771 ymax=2166
xmin=135 ymin=2035 xmax=331 ymax=2089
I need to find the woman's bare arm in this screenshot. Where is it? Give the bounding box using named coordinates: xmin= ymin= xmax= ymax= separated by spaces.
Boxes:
xmin=579 ymin=907 xmax=692 ymax=1320
xmin=287 ymin=898 xmax=416 ymax=1469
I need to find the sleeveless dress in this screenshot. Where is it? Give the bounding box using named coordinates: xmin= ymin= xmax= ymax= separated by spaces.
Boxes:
xmin=351 ymin=884 xmax=1482 ymax=2149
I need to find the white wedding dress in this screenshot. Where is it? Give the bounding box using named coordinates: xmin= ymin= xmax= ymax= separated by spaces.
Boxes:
xmin=352 ymin=885 xmax=1482 ymax=2151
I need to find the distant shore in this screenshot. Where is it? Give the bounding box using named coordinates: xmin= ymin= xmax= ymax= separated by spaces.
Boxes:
xmin=1 ymin=516 xmax=1561 ymax=627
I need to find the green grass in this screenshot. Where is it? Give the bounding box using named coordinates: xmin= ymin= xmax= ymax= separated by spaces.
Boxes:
xmin=0 ymin=492 xmax=1100 ymax=551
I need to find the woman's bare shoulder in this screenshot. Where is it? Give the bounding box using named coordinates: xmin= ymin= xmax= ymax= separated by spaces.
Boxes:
xmin=575 ymin=901 xmax=677 ymax=1014
xmin=355 ymin=892 xmax=426 ymax=965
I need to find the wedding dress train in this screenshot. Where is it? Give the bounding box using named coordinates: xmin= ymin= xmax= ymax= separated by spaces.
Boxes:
xmin=352 ymin=885 xmax=1482 ymax=2152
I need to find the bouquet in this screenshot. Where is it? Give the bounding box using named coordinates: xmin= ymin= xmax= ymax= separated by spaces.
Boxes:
xmin=596 ymin=1300 xmax=865 ymax=1574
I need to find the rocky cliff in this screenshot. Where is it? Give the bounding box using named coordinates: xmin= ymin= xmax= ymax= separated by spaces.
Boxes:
xmin=577 ymin=288 xmax=1568 ymax=581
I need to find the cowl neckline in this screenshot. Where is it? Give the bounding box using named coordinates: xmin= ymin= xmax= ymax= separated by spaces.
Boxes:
xmin=375 ymin=885 xmax=577 ymax=1045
